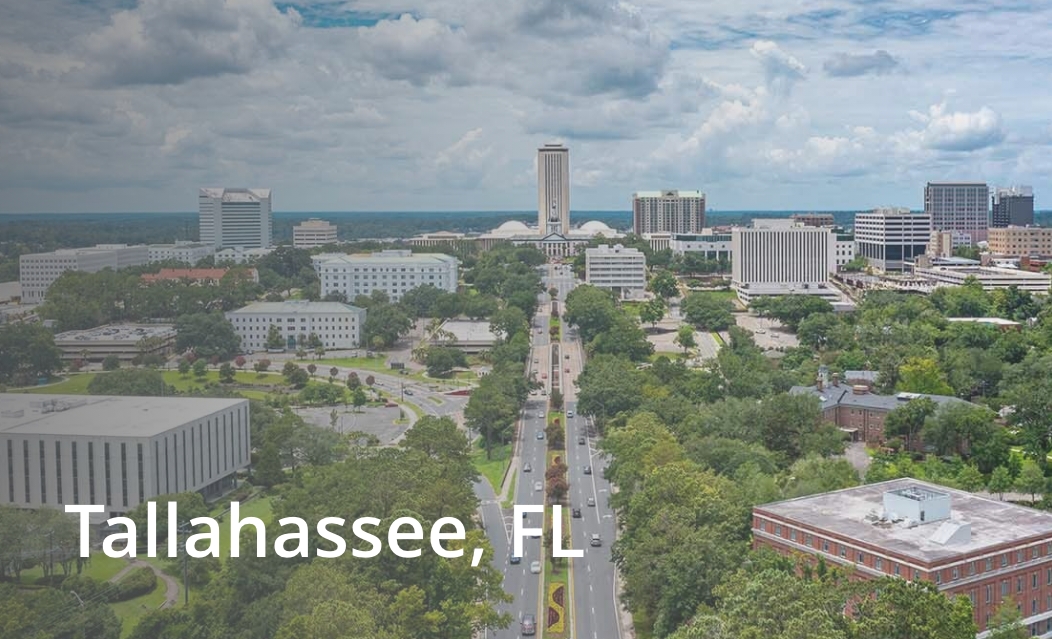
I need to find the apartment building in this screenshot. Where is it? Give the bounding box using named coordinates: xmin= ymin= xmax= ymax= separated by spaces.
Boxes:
xmin=632 ymin=190 xmax=706 ymax=235
xmin=313 ymin=250 xmax=458 ymax=302
xmin=988 ymin=227 xmax=1052 ymax=257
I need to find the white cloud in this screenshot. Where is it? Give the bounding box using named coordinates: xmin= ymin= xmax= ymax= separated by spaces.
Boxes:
xmin=750 ymin=40 xmax=806 ymax=94
xmin=896 ymin=102 xmax=1005 ymax=152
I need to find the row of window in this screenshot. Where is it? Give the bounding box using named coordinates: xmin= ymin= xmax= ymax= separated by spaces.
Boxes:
xmin=6 ymin=439 xmax=140 ymax=509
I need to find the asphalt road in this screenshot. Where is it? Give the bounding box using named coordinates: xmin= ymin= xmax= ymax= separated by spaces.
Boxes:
xmin=476 ymin=263 xmax=623 ymax=639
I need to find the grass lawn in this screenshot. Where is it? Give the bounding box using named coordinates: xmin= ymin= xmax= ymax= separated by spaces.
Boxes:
xmin=711 ymin=332 xmax=725 ymax=345
xmin=314 ymin=357 xmax=429 ymax=382
xmin=472 ymin=442 xmax=512 ymax=493
xmin=16 ymin=551 xmax=127 ymax=586
xmin=688 ymin=289 xmax=736 ymax=301
xmin=214 ymin=496 xmax=274 ymax=560
xmin=17 ymin=373 xmax=97 ymax=394
xmin=111 ymin=577 xmax=168 ymax=638
xmin=163 ymin=370 xmax=281 ymax=392
xmin=501 ymin=474 xmax=517 ymax=508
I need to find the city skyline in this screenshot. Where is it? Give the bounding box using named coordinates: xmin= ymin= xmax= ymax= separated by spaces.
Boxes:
xmin=2 ymin=1 xmax=1052 ymax=214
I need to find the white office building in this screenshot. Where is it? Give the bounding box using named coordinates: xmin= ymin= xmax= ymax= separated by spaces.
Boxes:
xmin=731 ymin=223 xmax=838 ymax=302
xmin=585 ymin=244 xmax=647 ymax=298
xmin=669 ymin=231 xmax=733 ymax=260
xmin=226 ymin=300 xmax=366 ymax=352
xmin=313 ymin=250 xmax=458 ymax=302
xmin=0 ymin=394 xmax=250 ymax=525
xmin=833 ymin=231 xmax=856 ymax=270
xmin=633 ymin=190 xmax=706 ymax=235
xmin=538 ymin=144 xmax=570 ymax=236
xmin=19 ymin=244 xmax=150 ymax=303
xmin=854 ymin=207 xmax=932 ymax=272
xmin=292 ymin=219 xmax=338 ymax=249
xmin=924 ymin=182 xmax=989 ymax=244
xmin=199 ymin=188 xmax=273 ymax=249
xmin=147 ymin=242 xmax=215 ymax=265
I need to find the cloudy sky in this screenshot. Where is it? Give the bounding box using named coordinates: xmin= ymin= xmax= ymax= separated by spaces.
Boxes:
xmin=2 ymin=0 xmax=1051 ymax=214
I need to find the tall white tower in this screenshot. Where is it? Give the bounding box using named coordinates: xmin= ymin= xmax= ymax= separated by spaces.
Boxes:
xmin=199 ymin=188 xmax=273 ymax=249
xmin=537 ymin=144 xmax=570 ymax=236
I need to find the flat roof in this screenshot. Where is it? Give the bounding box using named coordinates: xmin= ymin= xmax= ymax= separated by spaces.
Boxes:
xmin=0 ymin=394 xmax=247 ymax=438
xmin=53 ymin=324 xmax=175 ymax=344
xmin=313 ymin=252 xmax=457 ymax=266
xmin=0 ymin=281 xmax=20 ymax=302
xmin=791 ymin=384 xmax=968 ymax=413
xmin=437 ymin=320 xmax=498 ymax=343
xmin=229 ymin=301 xmax=364 ymax=315
xmin=947 ymin=317 xmax=1022 ymax=326
xmin=756 ymin=478 xmax=1052 ymax=563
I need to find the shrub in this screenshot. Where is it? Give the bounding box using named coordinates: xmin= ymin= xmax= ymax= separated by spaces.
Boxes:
xmin=110 ymin=567 xmax=157 ymax=602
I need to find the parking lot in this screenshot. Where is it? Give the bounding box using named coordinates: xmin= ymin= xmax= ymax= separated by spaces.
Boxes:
xmin=733 ymin=312 xmax=799 ymax=349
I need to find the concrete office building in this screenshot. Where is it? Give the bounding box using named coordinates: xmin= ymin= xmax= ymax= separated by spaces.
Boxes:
xmin=632 ymin=190 xmax=706 ymax=235
xmin=992 ymin=186 xmax=1035 ymax=229
xmin=988 ymin=227 xmax=1052 ymax=257
xmin=226 ymin=300 xmax=366 ymax=352
xmin=313 ymin=250 xmax=458 ymax=302
xmin=754 ymin=478 xmax=1052 ymax=635
xmin=431 ymin=320 xmax=498 ymax=354
xmin=925 ymin=182 xmax=989 ymax=244
xmin=199 ymin=188 xmax=273 ymax=249
xmin=147 ymin=242 xmax=215 ymax=265
xmin=292 ymin=218 xmax=338 ymax=249
xmin=791 ymin=213 xmax=836 ymax=227
xmin=53 ymin=324 xmax=176 ymax=362
xmin=538 ymin=144 xmax=570 ymax=236
xmin=215 ymin=246 xmax=273 ymax=264
xmin=585 ymin=244 xmax=647 ymax=298
xmin=854 ymin=207 xmax=932 ymax=272
xmin=731 ymin=223 xmax=839 ymax=302
xmin=914 ymin=265 xmax=1051 ymax=294
xmin=669 ymin=232 xmax=732 ymax=260
xmin=0 ymin=394 xmax=250 ymax=525
xmin=19 ymin=244 xmax=150 ymax=303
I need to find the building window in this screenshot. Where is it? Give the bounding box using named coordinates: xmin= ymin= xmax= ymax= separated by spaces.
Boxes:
xmin=876 ymin=557 xmax=883 ymax=571
xmin=55 ymin=442 xmax=62 ymax=504
xmin=6 ymin=441 xmax=13 ymax=503
xmin=775 ymin=524 xmax=781 ymax=536
xmin=39 ymin=441 xmax=46 ymax=504
xmin=840 ymin=546 xmax=847 ymax=558
xmin=823 ymin=540 xmax=829 ymax=552
xmin=1034 ymin=573 xmax=1039 ymax=590
xmin=104 ymin=443 xmax=112 ymax=507
xmin=790 ymin=529 xmax=797 ymax=542
xmin=986 ymin=585 xmax=992 ymax=604
xmin=1003 ymin=580 xmax=1009 ymax=597
xmin=1018 ymin=576 xmax=1024 ymax=593
xmin=1004 ymin=554 xmax=1009 ymax=567
xmin=952 ymin=567 xmax=958 ymax=580
xmin=137 ymin=444 xmax=144 ymax=503
xmin=88 ymin=442 xmax=96 ymax=504
xmin=1018 ymin=550 xmax=1024 ymax=563
xmin=935 ymin=571 xmax=941 ymax=584
xmin=894 ymin=563 xmax=900 ymax=576
xmin=71 ymin=442 xmax=78 ymax=504
xmin=969 ymin=562 xmax=975 ymax=576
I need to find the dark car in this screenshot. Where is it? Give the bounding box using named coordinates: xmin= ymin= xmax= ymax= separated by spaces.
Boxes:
xmin=578 ymin=436 xmax=585 ymax=445
xmin=583 ymin=465 xmax=592 ymax=475
xmin=510 ymin=554 xmax=521 ymax=564
xmin=523 ymin=462 xmax=532 ymax=473
xmin=521 ymin=614 xmax=537 ymax=636
xmin=572 ymin=507 xmax=582 ymax=518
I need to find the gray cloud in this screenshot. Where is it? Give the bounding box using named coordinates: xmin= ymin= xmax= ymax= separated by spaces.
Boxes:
xmin=823 ymin=50 xmax=900 ymax=77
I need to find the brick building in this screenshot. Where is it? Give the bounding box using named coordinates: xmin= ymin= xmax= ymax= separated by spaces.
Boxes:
xmin=790 ymin=376 xmax=968 ymax=446
xmin=754 ymin=479 xmax=1052 ymax=635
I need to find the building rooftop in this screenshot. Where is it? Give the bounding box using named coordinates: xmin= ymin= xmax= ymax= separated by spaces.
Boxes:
xmin=199 ymin=187 xmax=270 ymax=202
xmin=0 ymin=281 xmax=21 ymax=303
xmin=756 ymin=478 xmax=1052 ymax=563
xmin=633 ymin=190 xmax=705 ymax=198
xmin=0 ymin=394 xmax=246 ymax=438
xmin=436 ymin=320 xmax=498 ymax=344
xmin=313 ymin=251 xmax=457 ymax=266
xmin=946 ymin=317 xmax=1022 ymax=327
xmin=295 ymin=218 xmax=335 ymax=228
xmin=53 ymin=324 xmax=176 ymax=344
xmin=790 ymin=384 xmax=969 ymax=413
xmin=141 ymin=268 xmax=242 ymax=283
xmin=229 ymin=300 xmax=364 ymax=315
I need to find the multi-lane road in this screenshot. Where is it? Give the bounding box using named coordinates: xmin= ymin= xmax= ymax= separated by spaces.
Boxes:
xmin=475 ymin=263 xmax=624 ymax=639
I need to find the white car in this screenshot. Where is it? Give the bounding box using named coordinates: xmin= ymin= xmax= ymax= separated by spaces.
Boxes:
xmin=534 ymin=481 xmax=543 ymax=491
xmin=530 ymin=561 xmax=541 ymax=574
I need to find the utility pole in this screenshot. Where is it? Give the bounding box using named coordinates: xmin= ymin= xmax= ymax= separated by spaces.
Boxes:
xmin=178 ymin=522 xmax=192 ymax=605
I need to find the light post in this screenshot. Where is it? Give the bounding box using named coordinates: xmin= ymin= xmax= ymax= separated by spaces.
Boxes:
xmin=177 ymin=522 xmax=193 ymax=605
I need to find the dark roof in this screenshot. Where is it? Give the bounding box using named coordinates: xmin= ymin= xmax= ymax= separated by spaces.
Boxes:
xmin=790 ymin=385 xmax=970 ymax=413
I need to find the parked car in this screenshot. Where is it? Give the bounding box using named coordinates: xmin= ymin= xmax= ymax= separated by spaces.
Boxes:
xmin=534 ymin=481 xmax=543 ymax=492
xmin=564 ymin=353 xmax=570 ymax=359
xmin=590 ymin=534 xmax=602 ymax=547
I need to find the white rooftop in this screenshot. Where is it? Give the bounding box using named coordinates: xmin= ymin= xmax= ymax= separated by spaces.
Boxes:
xmin=54 ymin=324 xmax=175 ymax=343
xmin=313 ymin=251 xmax=457 ymax=266
xmin=229 ymin=300 xmax=364 ymax=315
xmin=633 ymin=190 xmax=705 ymax=198
xmin=436 ymin=320 xmax=498 ymax=344
xmin=757 ymin=478 xmax=1052 ymax=563
xmin=199 ymin=187 xmax=271 ymax=202
xmin=0 ymin=394 xmax=247 ymax=438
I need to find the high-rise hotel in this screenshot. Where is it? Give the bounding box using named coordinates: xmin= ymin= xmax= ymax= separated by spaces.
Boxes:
xmin=632 ymin=190 xmax=706 ymax=235
xmin=537 ymin=144 xmax=570 ymax=236
xmin=199 ymin=188 xmax=273 ymax=249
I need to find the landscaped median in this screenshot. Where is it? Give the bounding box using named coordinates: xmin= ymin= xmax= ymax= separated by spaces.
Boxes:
xmin=544 ymin=410 xmax=571 ymax=639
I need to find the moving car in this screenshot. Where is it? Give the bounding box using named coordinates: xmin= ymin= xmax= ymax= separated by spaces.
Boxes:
xmin=522 ymin=614 xmax=537 ymax=636
xmin=587 ymin=496 xmax=596 ymax=507
xmin=590 ymin=534 xmax=602 ymax=547
xmin=578 ymin=436 xmax=586 ymax=445
xmin=583 ymin=465 xmax=592 ymax=475
xmin=523 ymin=462 xmax=532 ymax=472
xmin=572 ymin=507 xmax=582 ymax=518
xmin=566 ymin=410 xmax=574 ymax=418
xmin=530 ymin=561 xmax=541 ymax=574
xmin=534 ymin=481 xmax=543 ymax=492
xmin=403 ymin=389 xmax=414 ymax=396
xmin=510 ymin=554 xmax=521 ymax=564
xmin=537 ymin=431 xmax=544 ymax=440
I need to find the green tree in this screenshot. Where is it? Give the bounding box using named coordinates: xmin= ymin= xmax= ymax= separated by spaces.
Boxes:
xmin=639 ymin=297 xmax=667 ymax=327
xmin=352 ymin=387 xmax=368 ymax=412
xmin=307 ymin=363 xmax=317 ymax=378
xmin=489 ymin=306 xmax=529 ymax=341
xmin=752 ymin=296 xmax=833 ymax=331
xmin=177 ymin=358 xmax=191 ymax=376
xmin=884 ymin=397 xmax=938 ymax=452
xmin=192 ymin=358 xmax=208 ymax=378
xmin=174 ymin=312 xmax=242 ymax=360
xmin=576 ymin=355 xmax=643 ymax=424
xmin=1015 ymin=460 xmax=1046 ymax=504
xmin=683 ymin=293 xmax=734 ymax=331
xmin=219 ymin=362 xmax=236 ymax=383
xmin=674 ymin=325 xmax=696 ymax=353
xmin=564 ymin=284 xmax=618 ymax=342
xmin=989 ymin=465 xmax=1014 ymax=500
xmin=265 ymin=323 xmax=285 ymax=350
xmin=102 ymin=354 xmax=120 ymax=371
xmin=588 ymin=313 xmax=653 ymax=361
xmin=424 ymin=346 xmax=467 ymax=377
xmin=362 ymin=303 xmax=412 ymax=349
xmin=956 ymin=464 xmax=986 ymax=492
xmin=987 ymin=596 xmax=1028 ymax=639
xmin=88 ymin=368 xmax=170 ymax=396
xmin=254 ymin=440 xmax=285 ymax=487
xmin=0 ymin=323 xmax=63 ymax=385
xmin=922 ymin=403 xmax=997 ymax=458
xmin=648 ymin=270 xmax=679 ymax=299
xmin=896 ymin=357 xmax=954 ymax=395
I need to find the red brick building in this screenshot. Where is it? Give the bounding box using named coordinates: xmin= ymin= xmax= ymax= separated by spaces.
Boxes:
xmin=754 ymin=479 xmax=1052 ymax=636
xmin=141 ymin=267 xmax=258 ymax=285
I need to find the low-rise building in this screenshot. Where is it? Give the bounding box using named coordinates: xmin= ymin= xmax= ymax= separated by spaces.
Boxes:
xmin=407 ymin=231 xmax=471 ymax=249
xmin=431 ymin=320 xmax=498 ymax=354
xmin=20 ymin=244 xmax=150 ymax=303
xmin=292 ymin=218 xmax=338 ymax=249
xmin=53 ymin=324 xmax=176 ymax=362
xmin=214 ymin=246 xmax=274 ymax=264
xmin=754 ymin=478 xmax=1052 ymax=635
xmin=585 ymin=244 xmax=647 ymax=298
xmin=226 ymin=300 xmax=366 ymax=352
xmin=791 ymin=213 xmax=836 ymax=227
xmin=0 ymin=394 xmax=250 ymax=524
xmin=987 ymin=227 xmax=1052 ymax=257
xmin=313 ymin=250 xmax=459 ymax=302
xmin=669 ymin=231 xmax=732 ymax=260
xmin=140 ymin=267 xmax=259 ymax=285
xmin=914 ymin=265 xmax=1051 ymax=294
xmin=147 ymin=242 xmax=215 ymax=265
xmin=791 ymin=377 xmax=969 ymax=446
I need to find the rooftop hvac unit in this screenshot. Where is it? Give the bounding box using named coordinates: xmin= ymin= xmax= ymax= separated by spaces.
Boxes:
xmin=1 ymin=409 xmax=24 ymax=418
